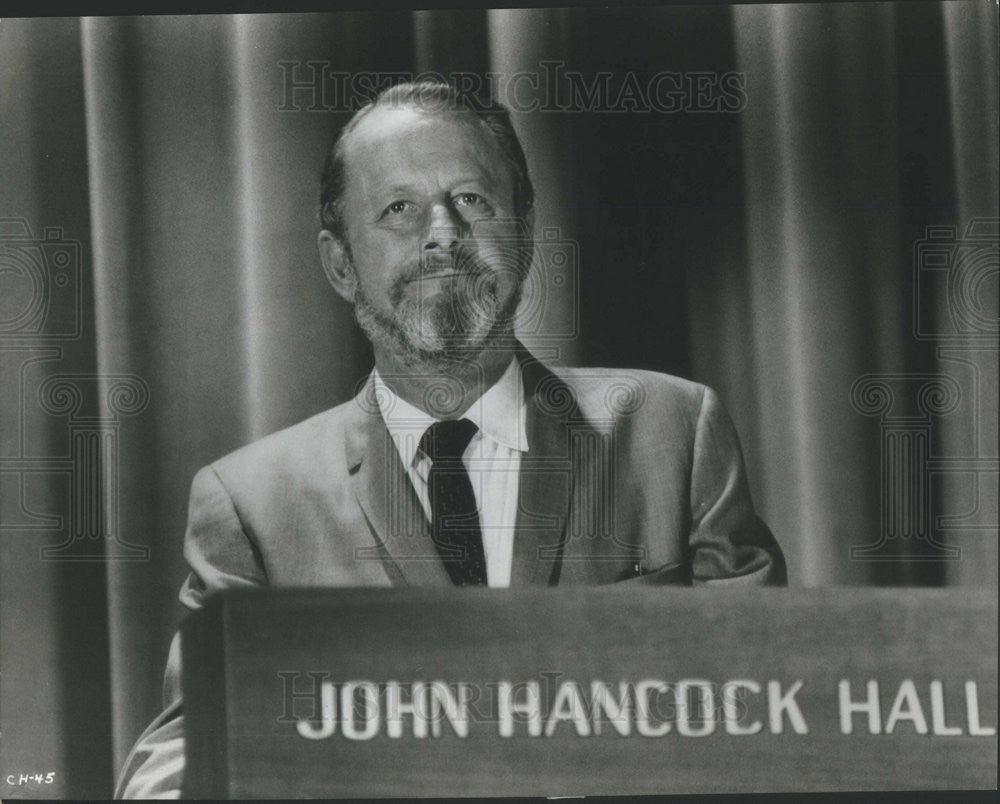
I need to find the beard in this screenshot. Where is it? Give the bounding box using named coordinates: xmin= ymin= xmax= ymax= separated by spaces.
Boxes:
xmin=352 ymin=247 xmax=525 ymax=371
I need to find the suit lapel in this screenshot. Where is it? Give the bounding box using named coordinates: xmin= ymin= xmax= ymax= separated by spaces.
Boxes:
xmin=510 ymin=349 xmax=575 ymax=587
xmin=345 ymin=350 xmax=578 ymax=589
xmin=344 ymin=375 xmax=452 ymax=587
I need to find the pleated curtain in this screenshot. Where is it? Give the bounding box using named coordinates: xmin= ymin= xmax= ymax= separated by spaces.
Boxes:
xmin=0 ymin=4 xmax=995 ymax=797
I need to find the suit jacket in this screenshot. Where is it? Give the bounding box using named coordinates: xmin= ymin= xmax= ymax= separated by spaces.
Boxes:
xmin=116 ymin=350 xmax=786 ymax=798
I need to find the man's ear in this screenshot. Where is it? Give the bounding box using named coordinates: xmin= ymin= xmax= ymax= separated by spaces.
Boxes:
xmin=318 ymin=230 xmax=356 ymax=304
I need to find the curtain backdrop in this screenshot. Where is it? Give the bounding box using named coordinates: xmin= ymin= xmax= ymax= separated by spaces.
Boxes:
xmin=1 ymin=4 xmax=996 ymax=797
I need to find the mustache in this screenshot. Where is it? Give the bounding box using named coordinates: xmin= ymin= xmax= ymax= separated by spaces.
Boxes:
xmin=402 ymin=245 xmax=491 ymax=282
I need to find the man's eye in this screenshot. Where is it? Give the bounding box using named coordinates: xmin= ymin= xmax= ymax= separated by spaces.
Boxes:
xmin=383 ymin=201 xmax=411 ymax=216
xmin=453 ymin=193 xmax=495 ymax=219
xmin=454 ymin=193 xmax=486 ymax=207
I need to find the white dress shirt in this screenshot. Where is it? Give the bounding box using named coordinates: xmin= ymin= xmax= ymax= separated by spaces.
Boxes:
xmin=373 ymin=359 xmax=528 ymax=588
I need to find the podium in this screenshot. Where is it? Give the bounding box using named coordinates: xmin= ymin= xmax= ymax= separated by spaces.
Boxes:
xmin=181 ymin=587 xmax=997 ymax=797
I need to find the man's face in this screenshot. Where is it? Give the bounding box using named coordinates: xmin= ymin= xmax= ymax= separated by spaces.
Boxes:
xmin=336 ymin=106 xmax=532 ymax=366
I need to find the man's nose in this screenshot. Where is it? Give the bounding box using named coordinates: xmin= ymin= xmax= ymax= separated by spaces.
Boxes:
xmin=423 ymin=202 xmax=463 ymax=252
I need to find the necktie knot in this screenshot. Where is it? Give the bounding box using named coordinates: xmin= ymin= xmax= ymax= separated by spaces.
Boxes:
xmin=420 ymin=418 xmax=478 ymax=461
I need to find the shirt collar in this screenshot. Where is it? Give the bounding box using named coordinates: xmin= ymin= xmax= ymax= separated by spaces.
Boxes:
xmin=373 ymin=357 xmax=528 ymax=467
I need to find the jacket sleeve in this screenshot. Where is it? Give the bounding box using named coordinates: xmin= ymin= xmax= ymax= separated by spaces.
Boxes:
xmin=687 ymin=386 xmax=787 ymax=585
xmin=115 ymin=465 xmax=266 ymax=799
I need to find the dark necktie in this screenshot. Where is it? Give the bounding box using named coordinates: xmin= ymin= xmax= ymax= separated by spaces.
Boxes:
xmin=419 ymin=419 xmax=488 ymax=586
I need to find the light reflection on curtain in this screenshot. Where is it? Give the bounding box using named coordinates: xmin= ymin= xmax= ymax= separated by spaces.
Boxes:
xmin=0 ymin=4 xmax=995 ymax=798
xmin=732 ymin=3 xmax=909 ymax=585
xmin=730 ymin=1 xmax=997 ymax=586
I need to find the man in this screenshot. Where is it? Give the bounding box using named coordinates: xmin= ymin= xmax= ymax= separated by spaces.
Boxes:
xmin=116 ymin=81 xmax=785 ymax=798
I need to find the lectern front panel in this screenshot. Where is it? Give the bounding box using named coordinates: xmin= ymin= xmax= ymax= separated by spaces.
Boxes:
xmin=181 ymin=587 xmax=997 ymax=797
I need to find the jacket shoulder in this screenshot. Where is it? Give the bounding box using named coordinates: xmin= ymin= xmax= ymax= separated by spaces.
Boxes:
xmin=554 ymin=366 xmax=708 ymax=423
xmin=206 ymin=396 xmax=359 ymax=487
